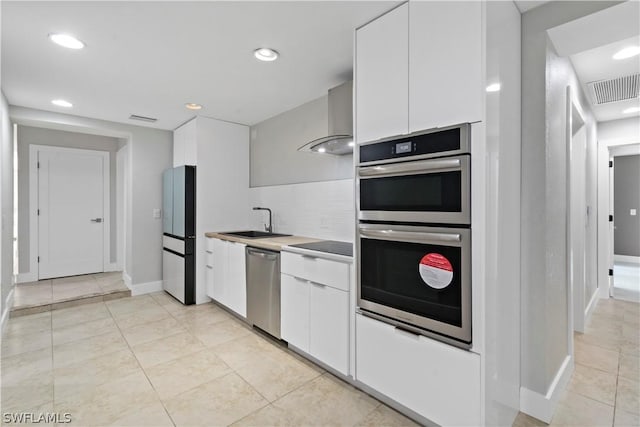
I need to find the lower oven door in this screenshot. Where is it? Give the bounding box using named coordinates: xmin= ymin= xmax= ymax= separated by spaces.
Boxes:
xmin=357 ymin=223 xmax=471 ymax=345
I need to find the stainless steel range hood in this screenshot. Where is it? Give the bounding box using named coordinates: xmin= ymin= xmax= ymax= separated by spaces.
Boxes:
xmin=298 ymin=80 xmax=353 ymax=155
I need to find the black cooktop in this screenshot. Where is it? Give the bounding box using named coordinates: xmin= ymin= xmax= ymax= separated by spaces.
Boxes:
xmin=289 ymin=240 xmax=353 ymax=257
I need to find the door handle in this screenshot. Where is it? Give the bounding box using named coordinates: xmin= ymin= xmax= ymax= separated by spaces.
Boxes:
xmin=90 ymin=218 xmax=103 ymax=223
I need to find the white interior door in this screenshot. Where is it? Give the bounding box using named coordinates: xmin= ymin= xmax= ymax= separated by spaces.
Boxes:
xmin=38 ymin=148 xmax=106 ymax=279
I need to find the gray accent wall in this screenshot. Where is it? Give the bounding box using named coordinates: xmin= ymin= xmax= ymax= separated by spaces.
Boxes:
xmin=17 ymin=126 xmax=120 ymax=273
xmin=250 ymin=93 xmax=353 ymax=187
xmin=520 ymin=1 xmax=613 ymax=395
xmin=10 ymin=106 xmax=172 ymax=286
xmin=614 ymin=155 xmax=640 ymax=257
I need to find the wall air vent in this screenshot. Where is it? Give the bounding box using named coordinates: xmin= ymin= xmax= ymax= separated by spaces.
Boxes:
xmin=129 ymin=114 xmax=157 ymax=123
xmin=588 ymin=73 xmax=639 ymax=105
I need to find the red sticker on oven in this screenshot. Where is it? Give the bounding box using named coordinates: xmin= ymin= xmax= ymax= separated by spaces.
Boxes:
xmin=419 ymin=253 xmax=453 ymax=289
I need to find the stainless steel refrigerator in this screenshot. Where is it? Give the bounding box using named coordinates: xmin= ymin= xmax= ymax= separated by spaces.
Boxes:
xmin=162 ymin=166 xmax=196 ymax=305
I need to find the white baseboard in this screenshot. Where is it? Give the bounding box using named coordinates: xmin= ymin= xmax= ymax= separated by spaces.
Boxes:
xmin=128 ymin=280 xmax=163 ymax=296
xmin=585 ymin=289 xmax=600 ymax=324
xmin=15 ymin=272 xmax=37 ymax=284
xmin=122 ymin=272 xmax=132 ymax=287
xmin=520 ymin=355 xmax=573 ymax=423
xmin=104 ymin=263 xmax=119 ymax=272
xmin=614 ymin=255 xmax=640 ymax=264
xmin=1 ymin=287 xmax=16 ymax=337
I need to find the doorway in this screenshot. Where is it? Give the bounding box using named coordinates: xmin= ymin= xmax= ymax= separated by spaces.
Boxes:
xmin=611 ymin=149 xmax=640 ymax=302
xmin=34 ymin=146 xmax=109 ymax=279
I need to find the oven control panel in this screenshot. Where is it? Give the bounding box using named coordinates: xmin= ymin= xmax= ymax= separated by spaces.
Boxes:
xmin=359 ymin=124 xmax=469 ymax=164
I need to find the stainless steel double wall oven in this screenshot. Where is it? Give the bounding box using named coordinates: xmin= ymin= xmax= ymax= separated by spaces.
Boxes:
xmin=356 ymin=123 xmax=472 ymax=348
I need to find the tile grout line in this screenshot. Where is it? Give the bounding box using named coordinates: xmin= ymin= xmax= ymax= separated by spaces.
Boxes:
xmin=107 ymin=296 xmax=178 ymax=427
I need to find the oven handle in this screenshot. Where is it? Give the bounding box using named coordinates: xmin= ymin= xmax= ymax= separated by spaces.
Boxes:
xmin=358 ymin=157 xmax=462 ymax=178
xmin=359 ymin=228 xmax=462 ymax=244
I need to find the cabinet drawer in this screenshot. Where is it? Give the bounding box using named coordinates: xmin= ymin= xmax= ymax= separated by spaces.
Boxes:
xmin=205 ymin=251 xmax=214 ymax=267
xmin=281 ymin=252 xmax=349 ymax=291
xmin=205 ymin=237 xmax=215 ymax=252
xmin=356 ymin=314 xmax=480 ymax=426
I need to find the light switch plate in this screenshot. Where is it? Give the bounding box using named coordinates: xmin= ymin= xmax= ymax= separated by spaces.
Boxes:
xmin=631 ymin=209 xmax=637 ymax=216
xmin=153 ymin=208 xmax=162 ymax=219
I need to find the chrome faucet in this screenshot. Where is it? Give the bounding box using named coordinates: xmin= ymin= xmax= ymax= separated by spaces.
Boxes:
xmin=252 ymin=207 xmax=273 ymax=233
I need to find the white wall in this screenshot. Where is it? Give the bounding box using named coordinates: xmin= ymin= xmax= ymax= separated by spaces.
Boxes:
xmin=520 ymin=0 xmax=612 ymax=415
xmin=1 ymin=92 xmax=15 ymax=329
xmin=16 ymin=125 xmax=120 ymax=277
xmin=9 ymin=106 xmax=172 ymax=286
xmin=248 ymin=179 xmax=354 ymax=242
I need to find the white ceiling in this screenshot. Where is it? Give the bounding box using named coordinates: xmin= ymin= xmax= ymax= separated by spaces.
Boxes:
xmin=1 ymin=1 xmax=398 ymax=130
xmin=513 ymin=1 xmax=551 ymax=13
xmin=570 ymin=36 xmax=640 ymax=122
xmin=547 ymin=1 xmax=640 ymax=123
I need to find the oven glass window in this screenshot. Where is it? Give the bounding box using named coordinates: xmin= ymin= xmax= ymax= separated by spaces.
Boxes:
xmin=360 ymin=171 xmax=461 ymax=212
xmin=360 ymin=238 xmax=462 ymax=326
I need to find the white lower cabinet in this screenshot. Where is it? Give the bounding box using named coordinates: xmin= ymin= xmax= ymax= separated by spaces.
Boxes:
xmin=356 ymin=313 xmax=481 ymax=426
xmin=281 ymin=252 xmax=351 ymax=376
xmin=207 ymin=238 xmax=246 ymax=317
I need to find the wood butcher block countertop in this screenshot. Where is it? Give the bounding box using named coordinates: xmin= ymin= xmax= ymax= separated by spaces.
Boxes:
xmin=204 ymin=232 xmax=323 ymax=252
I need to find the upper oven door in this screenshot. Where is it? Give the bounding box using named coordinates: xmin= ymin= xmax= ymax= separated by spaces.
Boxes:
xmin=358 ymin=154 xmax=470 ymax=224
xmin=357 ymin=223 xmax=471 ymax=344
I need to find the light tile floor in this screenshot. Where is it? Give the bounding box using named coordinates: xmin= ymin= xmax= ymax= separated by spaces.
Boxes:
xmin=11 ymin=272 xmax=130 ymax=317
xmin=613 ymin=262 xmax=640 ymax=303
xmin=1 ymin=292 xmax=418 ymax=427
xmin=513 ymin=297 xmax=640 ymax=427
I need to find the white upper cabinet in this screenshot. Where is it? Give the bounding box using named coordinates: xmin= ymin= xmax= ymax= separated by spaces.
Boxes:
xmin=355 ymin=3 xmax=409 ymax=144
xmin=173 ymin=119 xmax=197 ymax=167
xmin=408 ymin=1 xmax=482 ymax=132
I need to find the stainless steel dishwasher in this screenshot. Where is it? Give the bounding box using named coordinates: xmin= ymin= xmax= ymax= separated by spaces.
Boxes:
xmin=246 ymin=246 xmax=281 ymax=339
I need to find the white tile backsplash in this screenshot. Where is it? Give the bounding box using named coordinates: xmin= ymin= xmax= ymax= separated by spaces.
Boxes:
xmin=248 ymin=179 xmax=355 ymax=242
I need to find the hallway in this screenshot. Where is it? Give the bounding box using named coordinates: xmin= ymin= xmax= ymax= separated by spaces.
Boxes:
xmin=514 ymin=297 xmax=639 ymax=426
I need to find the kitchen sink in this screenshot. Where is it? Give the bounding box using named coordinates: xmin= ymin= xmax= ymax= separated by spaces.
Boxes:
xmin=221 ymin=230 xmax=292 ymax=239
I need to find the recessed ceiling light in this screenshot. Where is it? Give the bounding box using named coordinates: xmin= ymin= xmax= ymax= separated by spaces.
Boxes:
xmin=48 ymin=33 xmax=84 ymax=49
xmin=613 ymin=46 xmax=640 ymax=60
xmin=51 ymin=99 xmax=73 ymax=108
xmin=185 ymin=103 xmax=202 ymax=110
xmin=254 ymin=48 xmax=279 ymax=62
xmin=623 ymin=106 xmax=640 ymax=114
xmin=348 ymin=142 xmax=355 ymax=147
xmin=317 ymin=147 xmax=326 ymax=153
xmin=486 ymin=83 xmax=501 ymax=92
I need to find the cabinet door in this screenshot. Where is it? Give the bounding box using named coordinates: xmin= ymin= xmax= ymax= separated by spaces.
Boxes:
xmin=173 ymin=119 xmax=196 ymax=167
xmin=409 ymin=1 xmax=482 ymax=131
xmin=281 ymin=274 xmax=310 ymax=352
xmin=309 ymin=283 xmax=349 ymax=375
xmin=226 ymin=242 xmax=247 ymax=317
xmin=355 ymin=3 xmax=409 ymax=144
xmin=211 ymin=238 xmax=227 ymax=304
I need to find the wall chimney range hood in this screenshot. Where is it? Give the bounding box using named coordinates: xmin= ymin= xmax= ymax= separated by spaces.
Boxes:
xmin=299 ymin=80 xmax=353 ymax=155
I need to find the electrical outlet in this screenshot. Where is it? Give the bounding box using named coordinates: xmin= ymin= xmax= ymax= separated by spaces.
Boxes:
xmin=631 ymin=209 xmax=637 ymax=216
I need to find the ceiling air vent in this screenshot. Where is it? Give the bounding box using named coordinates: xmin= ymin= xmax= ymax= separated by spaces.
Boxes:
xmin=129 ymin=114 xmax=157 ymax=123
xmin=588 ymin=73 xmax=639 ymax=105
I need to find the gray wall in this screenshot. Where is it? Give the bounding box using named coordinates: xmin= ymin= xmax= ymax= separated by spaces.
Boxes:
xmin=16 ymin=126 xmax=120 ymax=273
xmin=10 ymin=106 xmax=172 ymax=285
xmin=1 ymin=92 xmax=14 ymax=319
xmin=614 ymin=155 xmax=640 ymax=257
xmin=250 ymin=93 xmax=353 ymax=187
xmin=521 ymin=0 xmax=613 ymax=395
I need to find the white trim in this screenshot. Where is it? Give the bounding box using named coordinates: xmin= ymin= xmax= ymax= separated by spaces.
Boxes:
xmin=614 ymin=255 xmax=640 ymax=264
xmin=1 ymin=287 xmax=15 ymax=336
xmin=104 ymin=263 xmax=119 ymax=272
xmin=584 ymin=288 xmax=599 ymax=325
xmin=29 ymin=144 xmax=111 ymax=279
xmin=15 ymin=272 xmax=37 ymax=284
xmin=520 ymin=355 xmax=574 ymax=423
xmin=122 ymin=272 xmax=132 ymax=287
xmin=127 ymin=280 xmax=163 ymax=296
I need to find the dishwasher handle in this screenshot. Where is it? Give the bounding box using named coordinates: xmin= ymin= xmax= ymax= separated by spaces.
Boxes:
xmin=247 ymin=247 xmax=279 ymax=260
